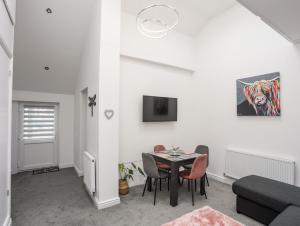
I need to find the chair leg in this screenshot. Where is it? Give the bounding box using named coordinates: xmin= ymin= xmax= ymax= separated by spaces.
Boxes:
xmin=188 ymin=179 xmax=190 ymax=192
xmin=160 ymin=178 xmax=162 ymax=191
xmin=147 ymin=177 xmax=152 ymax=192
xmin=191 ymin=180 xmax=195 ymax=206
xmin=205 ymin=173 xmax=209 ymax=186
xmin=202 ymin=179 xmax=208 ymax=199
xmin=180 ymin=178 xmax=184 ymax=185
xmin=194 ymin=179 xmax=197 ymax=192
xmin=167 ymin=176 xmax=170 ymax=191
xmin=154 ymin=179 xmax=158 ymax=205
xmin=142 ymin=177 xmax=149 ymax=197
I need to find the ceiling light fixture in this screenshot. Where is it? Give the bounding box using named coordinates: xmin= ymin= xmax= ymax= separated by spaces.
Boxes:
xmin=46 ymin=8 xmax=53 ymax=14
xmin=44 ymin=66 xmax=50 ymax=71
xmin=136 ymin=4 xmax=179 ymax=39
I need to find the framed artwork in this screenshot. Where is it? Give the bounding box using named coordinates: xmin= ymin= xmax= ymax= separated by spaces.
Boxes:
xmin=236 ymin=72 xmax=280 ymax=116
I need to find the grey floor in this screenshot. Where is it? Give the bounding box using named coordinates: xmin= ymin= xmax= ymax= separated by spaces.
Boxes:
xmin=12 ymin=168 xmax=262 ymax=226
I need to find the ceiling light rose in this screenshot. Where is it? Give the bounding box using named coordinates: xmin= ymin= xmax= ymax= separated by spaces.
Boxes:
xmin=44 ymin=66 xmax=50 ymax=71
xmin=136 ymin=4 xmax=179 ymax=39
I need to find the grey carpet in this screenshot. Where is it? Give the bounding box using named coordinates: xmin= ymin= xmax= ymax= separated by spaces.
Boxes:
xmin=12 ymin=168 xmax=262 ymax=226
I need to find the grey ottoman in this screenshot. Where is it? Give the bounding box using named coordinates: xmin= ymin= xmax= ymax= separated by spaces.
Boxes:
xmin=232 ymin=175 xmax=300 ymax=225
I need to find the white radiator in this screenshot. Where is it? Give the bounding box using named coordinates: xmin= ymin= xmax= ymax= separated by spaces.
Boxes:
xmin=83 ymin=151 xmax=96 ymax=195
xmin=225 ymin=148 xmax=295 ymax=185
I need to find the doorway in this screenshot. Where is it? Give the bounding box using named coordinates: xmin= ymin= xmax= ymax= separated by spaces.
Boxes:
xmin=12 ymin=102 xmax=58 ymax=172
xmin=80 ymin=88 xmax=88 ymax=170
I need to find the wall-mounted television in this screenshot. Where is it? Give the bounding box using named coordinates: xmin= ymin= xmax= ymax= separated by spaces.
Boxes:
xmin=143 ymin=95 xmax=177 ymax=122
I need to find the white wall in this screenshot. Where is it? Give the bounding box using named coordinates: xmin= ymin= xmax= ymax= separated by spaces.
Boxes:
xmin=120 ymin=11 xmax=200 ymax=187
xmin=120 ymin=4 xmax=300 ymax=187
xmin=74 ymin=0 xmax=100 ymax=176
xmin=194 ymin=5 xmax=300 ymax=185
xmin=74 ymin=0 xmax=121 ymax=209
xmin=120 ymin=10 xmax=199 ymax=187
xmin=12 ymin=90 xmax=75 ymax=170
xmin=97 ymin=0 xmax=121 ymax=208
xmin=120 ymin=56 xmax=197 ymax=161
xmin=119 ymin=12 xmax=200 ymax=184
xmin=121 ymin=12 xmax=197 ymax=72
xmin=119 ymin=10 xmax=199 ymax=166
xmin=120 ymin=56 xmax=199 ymax=186
xmin=11 ymin=101 xmax=18 ymax=174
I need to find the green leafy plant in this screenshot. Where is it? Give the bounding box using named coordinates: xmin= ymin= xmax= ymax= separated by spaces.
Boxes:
xmin=118 ymin=162 xmax=145 ymax=181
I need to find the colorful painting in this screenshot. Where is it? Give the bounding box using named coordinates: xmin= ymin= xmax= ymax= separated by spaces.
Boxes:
xmin=236 ymin=72 xmax=280 ymax=116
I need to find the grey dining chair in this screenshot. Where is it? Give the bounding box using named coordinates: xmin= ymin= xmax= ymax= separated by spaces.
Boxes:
xmin=184 ymin=145 xmax=210 ymax=188
xmin=142 ymin=153 xmax=169 ymax=205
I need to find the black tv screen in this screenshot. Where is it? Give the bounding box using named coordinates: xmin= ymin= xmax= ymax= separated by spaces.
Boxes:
xmin=143 ymin=95 xmax=177 ymax=122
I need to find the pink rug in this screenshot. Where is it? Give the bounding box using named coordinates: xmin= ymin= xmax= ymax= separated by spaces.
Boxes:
xmin=161 ymin=206 xmax=245 ymax=226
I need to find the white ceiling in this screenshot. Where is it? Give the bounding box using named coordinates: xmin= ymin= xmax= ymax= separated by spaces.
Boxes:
xmin=122 ymin=0 xmax=237 ymax=36
xmin=238 ymin=0 xmax=300 ymax=44
xmin=13 ymin=0 xmax=95 ymax=94
xmin=13 ymin=0 xmax=236 ymax=95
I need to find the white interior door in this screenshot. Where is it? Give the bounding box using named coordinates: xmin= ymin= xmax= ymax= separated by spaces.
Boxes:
xmin=0 ymin=39 xmax=10 ymax=226
xmin=18 ymin=103 xmax=58 ymax=171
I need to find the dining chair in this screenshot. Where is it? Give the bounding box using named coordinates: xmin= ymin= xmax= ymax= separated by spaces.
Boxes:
xmin=142 ymin=153 xmax=170 ymax=205
xmin=179 ymin=154 xmax=208 ymax=205
xmin=154 ymin=145 xmax=171 ymax=190
xmin=154 ymin=145 xmax=171 ymax=170
xmin=184 ymin=145 xmax=210 ymax=187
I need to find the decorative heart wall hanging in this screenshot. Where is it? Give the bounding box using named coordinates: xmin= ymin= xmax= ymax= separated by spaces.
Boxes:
xmin=104 ymin=109 xmax=114 ymax=120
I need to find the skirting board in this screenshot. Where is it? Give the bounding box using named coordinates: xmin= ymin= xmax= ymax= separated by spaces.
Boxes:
xmin=4 ymin=216 xmax=12 ymax=226
xmin=206 ymin=172 xmax=234 ymax=185
xmin=126 ymin=169 xmax=234 ymax=187
xmin=59 ymin=163 xmax=74 ymax=169
xmin=128 ymin=171 xmax=233 ymax=188
xmin=94 ymin=197 xmax=120 ymax=210
xmin=74 ymin=165 xmax=83 ymax=177
xmin=128 ymin=175 xmax=146 ymax=187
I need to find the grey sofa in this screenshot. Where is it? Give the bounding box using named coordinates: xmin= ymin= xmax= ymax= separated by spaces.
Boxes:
xmin=232 ymin=175 xmax=300 ymax=225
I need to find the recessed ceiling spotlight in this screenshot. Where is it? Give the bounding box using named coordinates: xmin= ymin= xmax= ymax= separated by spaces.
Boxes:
xmin=46 ymin=8 xmax=53 ymax=14
xmin=44 ymin=66 xmax=50 ymax=71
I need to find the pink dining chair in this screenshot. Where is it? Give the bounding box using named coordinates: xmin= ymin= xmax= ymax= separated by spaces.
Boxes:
xmin=154 ymin=145 xmax=171 ymax=171
xmin=154 ymin=145 xmax=171 ymax=191
xmin=179 ymin=154 xmax=208 ymax=205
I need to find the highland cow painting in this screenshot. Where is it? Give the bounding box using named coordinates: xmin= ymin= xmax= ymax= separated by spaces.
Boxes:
xmin=237 ymin=72 xmax=280 ymax=116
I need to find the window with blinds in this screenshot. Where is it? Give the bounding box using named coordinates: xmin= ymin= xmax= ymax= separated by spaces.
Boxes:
xmin=23 ymin=105 xmax=56 ymax=140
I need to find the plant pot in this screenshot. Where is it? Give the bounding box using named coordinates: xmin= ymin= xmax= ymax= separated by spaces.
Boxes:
xmin=119 ymin=179 xmax=129 ymax=195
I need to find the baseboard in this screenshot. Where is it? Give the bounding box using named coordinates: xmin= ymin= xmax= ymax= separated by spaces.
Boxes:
xmin=127 ymin=171 xmax=233 ymax=187
xmin=94 ymin=197 xmax=120 ymax=210
xmin=73 ymin=165 xmax=83 ymax=177
xmin=3 ymin=216 xmax=12 ymax=226
xmin=123 ymin=161 xmax=146 ymax=187
xmin=206 ymin=171 xmax=234 ymax=185
xmin=128 ymin=174 xmax=146 ymax=187
xmin=59 ymin=163 xmax=74 ymax=169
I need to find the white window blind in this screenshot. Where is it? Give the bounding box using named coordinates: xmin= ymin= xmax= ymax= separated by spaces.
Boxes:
xmin=23 ymin=105 xmax=56 ymax=140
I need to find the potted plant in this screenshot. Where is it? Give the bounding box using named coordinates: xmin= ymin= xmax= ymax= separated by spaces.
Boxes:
xmin=118 ymin=162 xmax=145 ymax=195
